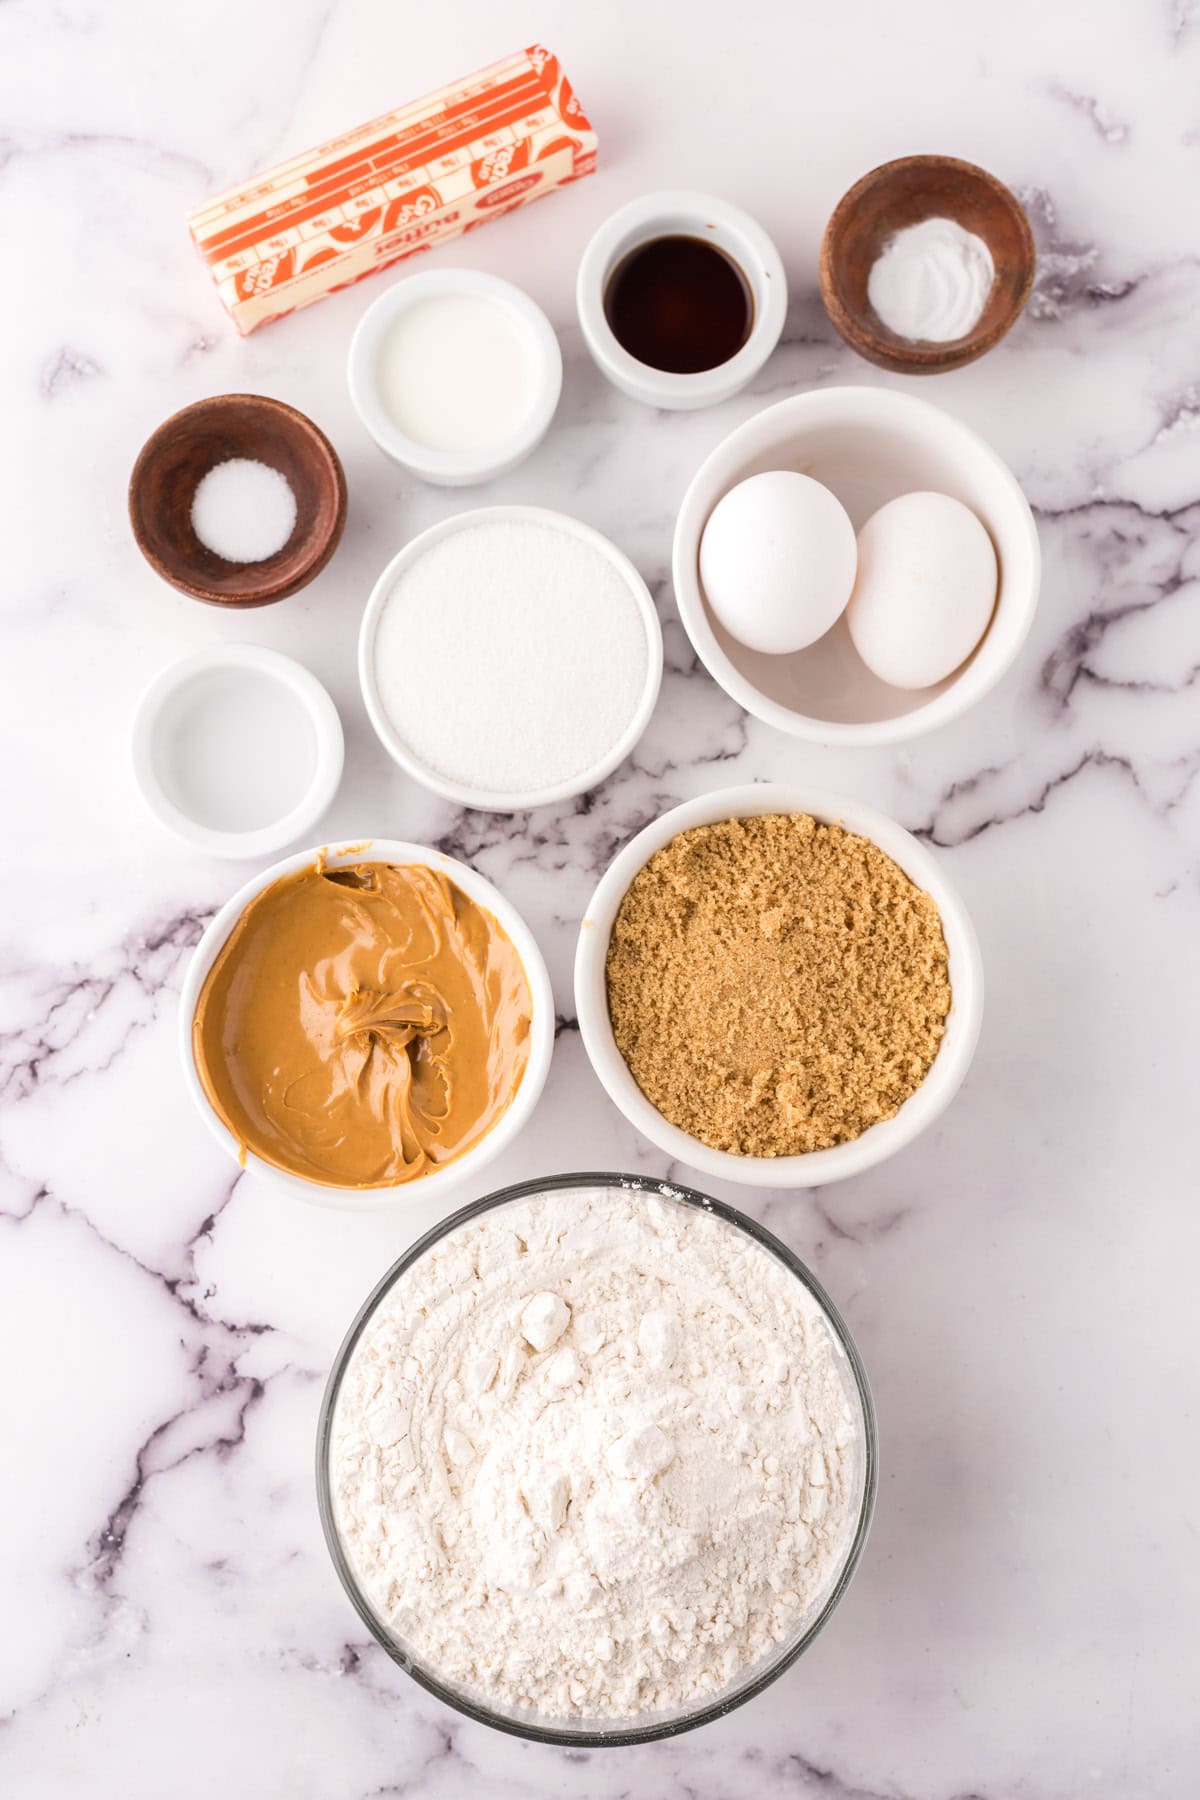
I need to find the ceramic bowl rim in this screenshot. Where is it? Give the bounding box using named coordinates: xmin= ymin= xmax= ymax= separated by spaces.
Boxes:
xmin=358 ymin=504 xmax=664 ymax=812
xmin=671 ymin=385 xmax=1041 ymax=746
xmin=130 ymin=644 xmax=345 ymax=860
xmin=574 ymin=783 xmax=984 ymax=1187
xmin=178 ymin=838 xmax=555 ymax=1210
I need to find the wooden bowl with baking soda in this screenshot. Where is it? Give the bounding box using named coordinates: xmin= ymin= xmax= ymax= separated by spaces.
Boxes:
xmin=819 ymin=154 xmax=1035 ymax=374
xmin=129 ymin=393 xmax=347 ymax=606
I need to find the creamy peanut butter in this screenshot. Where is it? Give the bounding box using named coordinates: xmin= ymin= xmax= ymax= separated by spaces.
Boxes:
xmin=193 ymin=860 xmax=532 ymax=1189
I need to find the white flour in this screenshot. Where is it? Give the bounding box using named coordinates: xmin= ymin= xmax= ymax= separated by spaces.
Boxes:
xmin=370 ymin=518 xmax=651 ymax=800
xmin=329 ymin=1184 xmax=863 ymax=1720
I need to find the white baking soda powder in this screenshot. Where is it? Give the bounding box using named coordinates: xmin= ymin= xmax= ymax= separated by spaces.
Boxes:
xmin=328 ymin=1183 xmax=862 ymax=1720
xmin=370 ymin=516 xmax=652 ymax=802
xmin=867 ymin=216 xmax=995 ymax=343
xmin=377 ymin=294 xmax=536 ymax=452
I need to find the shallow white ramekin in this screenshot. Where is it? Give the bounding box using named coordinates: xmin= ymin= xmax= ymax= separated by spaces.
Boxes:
xmin=131 ymin=644 xmax=344 ymax=860
xmin=576 ymin=190 xmax=788 ymax=410
xmin=180 ymin=838 xmax=555 ymax=1211
xmin=672 ymin=386 xmax=1041 ymax=745
xmin=347 ymin=269 xmax=563 ymax=485
xmin=574 ymin=784 xmax=983 ymax=1188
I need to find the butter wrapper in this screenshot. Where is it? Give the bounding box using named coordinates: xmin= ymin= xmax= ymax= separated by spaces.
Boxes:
xmin=187 ymin=44 xmax=597 ymax=335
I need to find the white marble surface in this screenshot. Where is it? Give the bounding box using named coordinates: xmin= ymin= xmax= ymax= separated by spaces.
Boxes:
xmin=4 ymin=1 xmax=1200 ymax=1793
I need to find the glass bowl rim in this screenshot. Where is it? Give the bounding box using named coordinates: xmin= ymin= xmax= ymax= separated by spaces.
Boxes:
xmin=314 ymin=1168 xmax=879 ymax=1747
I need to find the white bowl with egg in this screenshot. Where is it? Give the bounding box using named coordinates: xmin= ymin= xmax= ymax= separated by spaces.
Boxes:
xmin=131 ymin=645 xmax=344 ymax=859
xmin=348 ymin=269 xmax=563 ymax=485
xmin=672 ymin=387 xmax=1040 ymax=745
xmin=575 ymin=784 xmax=983 ymax=1188
xmin=179 ymin=838 xmax=555 ymax=1212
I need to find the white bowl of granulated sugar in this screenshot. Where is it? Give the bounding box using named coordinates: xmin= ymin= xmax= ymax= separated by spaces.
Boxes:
xmin=358 ymin=506 xmax=663 ymax=813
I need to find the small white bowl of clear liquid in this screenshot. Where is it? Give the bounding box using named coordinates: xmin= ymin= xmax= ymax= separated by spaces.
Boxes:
xmin=131 ymin=644 xmax=344 ymax=859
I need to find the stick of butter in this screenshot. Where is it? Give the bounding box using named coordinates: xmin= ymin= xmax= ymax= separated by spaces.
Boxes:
xmin=187 ymin=44 xmax=597 ymax=335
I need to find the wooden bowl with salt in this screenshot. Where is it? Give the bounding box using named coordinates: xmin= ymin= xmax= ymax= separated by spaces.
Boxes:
xmin=128 ymin=393 xmax=347 ymax=606
xmin=819 ymin=154 xmax=1035 ymax=375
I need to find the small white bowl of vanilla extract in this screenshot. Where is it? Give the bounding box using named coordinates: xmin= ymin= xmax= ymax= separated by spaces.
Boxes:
xmin=576 ymin=190 xmax=787 ymax=410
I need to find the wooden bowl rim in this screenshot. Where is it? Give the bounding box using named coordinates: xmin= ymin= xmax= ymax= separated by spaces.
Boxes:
xmin=128 ymin=392 xmax=348 ymax=606
xmin=819 ymin=153 xmax=1035 ymax=375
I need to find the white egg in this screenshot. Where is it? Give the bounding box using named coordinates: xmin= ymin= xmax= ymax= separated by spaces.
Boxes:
xmin=846 ymin=491 xmax=998 ymax=689
xmin=699 ymin=470 xmax=858 ymax=655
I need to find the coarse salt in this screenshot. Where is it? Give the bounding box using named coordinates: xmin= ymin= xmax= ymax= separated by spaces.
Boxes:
xmin=190 ymin=458 xmax=297 ymax=563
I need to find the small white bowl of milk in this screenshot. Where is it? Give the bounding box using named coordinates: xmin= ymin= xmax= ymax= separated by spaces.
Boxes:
xmin=347 ymin=268 xmax=563 ymax=486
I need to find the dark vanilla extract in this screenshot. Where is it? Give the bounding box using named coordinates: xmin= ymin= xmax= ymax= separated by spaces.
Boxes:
xmin=603 ymin=235 xmax=754 ymax=374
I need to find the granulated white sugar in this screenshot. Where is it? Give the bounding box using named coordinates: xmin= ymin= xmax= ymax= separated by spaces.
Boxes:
xmin=329 ymin=1183 xmax=863 ymax=1721
xmin=369 ymin=517 xmax=654 ymax=802
xmin=191 ymin=457 xmax=297 ymax=563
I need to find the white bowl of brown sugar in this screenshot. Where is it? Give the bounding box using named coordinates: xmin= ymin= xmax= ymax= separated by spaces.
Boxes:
xmin=574 ymin=785 xmax=983 ymax=1187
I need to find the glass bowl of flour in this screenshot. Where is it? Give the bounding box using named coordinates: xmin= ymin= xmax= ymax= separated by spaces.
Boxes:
xmin=317 ymin=1173 xmax=876 ymax=1744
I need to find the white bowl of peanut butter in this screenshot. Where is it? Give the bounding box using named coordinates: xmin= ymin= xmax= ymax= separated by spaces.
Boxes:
xmin=180 ymin=839 xmax=554 ymax=1210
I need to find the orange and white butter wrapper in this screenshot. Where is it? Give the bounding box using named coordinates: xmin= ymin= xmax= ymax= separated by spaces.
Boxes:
xmin=187 ymin=45 xmax=597 ymax=335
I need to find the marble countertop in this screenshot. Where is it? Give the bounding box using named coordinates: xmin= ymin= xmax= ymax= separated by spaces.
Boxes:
xmin=4 ymin=1 xmax=1199 ymax=1794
